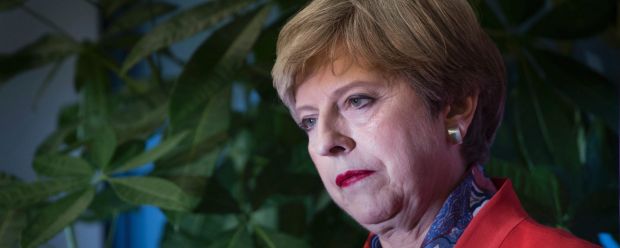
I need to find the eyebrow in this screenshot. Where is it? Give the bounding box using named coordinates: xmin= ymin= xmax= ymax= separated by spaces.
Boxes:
xmin=294 ymin=80 xmax=378 ymax=114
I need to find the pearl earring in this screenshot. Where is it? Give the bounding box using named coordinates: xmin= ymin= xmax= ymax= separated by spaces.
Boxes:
xmin=447 ymin=127 xmax=463 ymax=144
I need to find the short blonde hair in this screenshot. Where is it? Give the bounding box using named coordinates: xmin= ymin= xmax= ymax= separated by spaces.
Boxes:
xmin=272 ymin=0 xmax=506 ymax=165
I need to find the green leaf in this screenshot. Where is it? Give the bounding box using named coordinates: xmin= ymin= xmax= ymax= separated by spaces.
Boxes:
xmin=253 ymin=29 xmax=280 ymax=74
xmin=513 ymin=73 xmax=551 ymax=168
xmin=170 ymin=4 xmax=271 ymax=140
xmin=490 ymin=91 xmax=520 ymax=162
xmin=208 ymin=225 xmax=253 ymax=248
xmin=107 ymin=139 xmax=145 ymax=172
xmin=515 ymin=59 xmax=581 ymax=172
xmin=111 ymin=98 xmax=168 ymax=142
xmin=153 ymin=148 xmax=220 ymax=197
xmin=308 ymin=201 xmax=367 ymax=247
xmin=164 ymin=212 xmax=238 ymax=242
xmin=0 ymin=179 xmax=89 ymax=209
xmin=229 ymin=130 xmax=253 ymax=173
xmin=89 ymin=124 xmax=117 ymax=170
xmin=101 ymin=33 xmax=141 ymax=50
xmin=161 ymin=230 xmax=209 ymax=248
xmin=0 ymin=171 xmax=19 ymax=188
xmin=36 ymin=124 xmax=78 ymax=155
xmin=58 ymin=103 xmax=81 ymax=128
xmin=33 ymin=154 xmax=94 ymax=178
xmin=277 ymin=202 xmax=307 ymax=237
xmin=21 ymin=188 xmax=95 ymax=248
xmin=252 ymin=104 xmax=305 ymax=149
xmin=273 ymin=0 xmax=307 ymax=12
xmin=82 ymin=187 xmax=134 ymax=221
xmin=194 ymin=177 xmax=240 ymax=214
xmin=532 ymin=49 xmax=618 ymax=133
xmin=255 ymin=225 xmax=311 ymax=248
xmin=0 ymin=209 xmax=27 ymax=248
xmin=529 ymin=0 xmax=616 ymax=39
xmin=0 ymin=34 xmax=78 ymax=84
xmin=583 ymin=121 xmax=617 ymax=191
xmin=77 ymin=48 xmax=110 ymax=137
xmin=526 ymin=167 xmax=563 ymax=214
xmin=104 ymin=2 xmax=178 ymax=36
xmin=252 ymin=169 xmax=322 ymax=210
xmin=154 ymin=148 xmax=219 ymax=177
xmin=0 ymin=0 xmax=23 ymax=11
xmin=485 ymin=159 xmax=528 ymax=184
xmin=251 ymin=206 xmax=277 ymax=230
xmin=193 ymin=87 xmax=231 ymax=148
xmin=121 ymin=0 xmax=255 ymax=73
xmin=252 ymin=6 xmax=298 ymax=74
xmin=487 ymin=159 xmax=566 ymax=226
xmin=110 ymin=132 xmax=188 ymax=174
xmin=109 ymin=176 xmax=197 ymax=211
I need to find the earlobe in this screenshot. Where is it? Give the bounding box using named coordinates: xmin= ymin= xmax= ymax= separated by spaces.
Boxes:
xmin=444 ymin=93 xmax=479 ymax=141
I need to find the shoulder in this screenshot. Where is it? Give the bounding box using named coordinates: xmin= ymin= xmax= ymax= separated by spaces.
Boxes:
xmin=501 ymin=217 xmax=599 ymax=248
xmin=456 ymin=178 xmax=599 ymax=248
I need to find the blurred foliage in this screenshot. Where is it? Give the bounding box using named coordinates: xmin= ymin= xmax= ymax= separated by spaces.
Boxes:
xmin=0 ymin=0 xmax=618 ymax=247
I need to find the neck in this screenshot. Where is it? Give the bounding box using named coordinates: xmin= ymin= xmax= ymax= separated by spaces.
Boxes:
xmin=374 ymin=199 xmax=444 ymax=248
xmin=365 ymin=156 xmax=469 ymax=247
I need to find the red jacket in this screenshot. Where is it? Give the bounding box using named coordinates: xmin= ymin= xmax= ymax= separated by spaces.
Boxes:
xmin=364 ymin=179 xmax=600 ymax=248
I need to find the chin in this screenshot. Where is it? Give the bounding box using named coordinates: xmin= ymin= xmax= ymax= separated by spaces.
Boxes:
xmin=345 ymin=198 xmax=401 ymax=225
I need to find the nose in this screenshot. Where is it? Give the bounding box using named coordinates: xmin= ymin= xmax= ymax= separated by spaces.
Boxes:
xmin=313 ymin=116 xmax=356 ymax=156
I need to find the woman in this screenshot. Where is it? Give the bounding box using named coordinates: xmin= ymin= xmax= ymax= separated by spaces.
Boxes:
xmin=271 ymin=0 xmax=599 ymax=247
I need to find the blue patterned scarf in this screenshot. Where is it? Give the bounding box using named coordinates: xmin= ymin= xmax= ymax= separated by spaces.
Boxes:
xmin=368 ymin=168 xmax=494 ymax=248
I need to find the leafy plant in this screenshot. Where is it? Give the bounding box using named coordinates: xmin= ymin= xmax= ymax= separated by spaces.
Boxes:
xmin=0 ymin=0 xmax=617 ymax=247
xmin=473 ymin=0 xmax=619 ymax=240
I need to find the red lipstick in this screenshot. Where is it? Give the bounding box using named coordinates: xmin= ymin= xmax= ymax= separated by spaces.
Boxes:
xmin=336 ymin=170 xmax=374 ymax=188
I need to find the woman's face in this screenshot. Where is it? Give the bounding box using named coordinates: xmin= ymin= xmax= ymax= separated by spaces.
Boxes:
xmin=293 ymin=57 xmax=464 ymax=228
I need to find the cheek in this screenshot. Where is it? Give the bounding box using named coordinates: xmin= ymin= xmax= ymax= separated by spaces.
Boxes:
xmin=367 ymin=106 xmax=440 ymax=182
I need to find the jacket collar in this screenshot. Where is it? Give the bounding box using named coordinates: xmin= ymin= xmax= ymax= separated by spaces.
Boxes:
xmin=455 ymin=179 xmax=528 ymax=247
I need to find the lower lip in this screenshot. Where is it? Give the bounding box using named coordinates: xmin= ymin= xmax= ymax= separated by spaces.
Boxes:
xmin=337 ymin=171 xmax=374 ymax=188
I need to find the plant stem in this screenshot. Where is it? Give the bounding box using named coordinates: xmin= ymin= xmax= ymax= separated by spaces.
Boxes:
xmin=254 ymin=225 xmax=276 ymax=248
xmin=105 ymin=213 xmax=118 ymax=248
xmin=64 ymin=225 xmax=78 ymax=248
xmin=20 ymin=4 xmax=74 ymax=40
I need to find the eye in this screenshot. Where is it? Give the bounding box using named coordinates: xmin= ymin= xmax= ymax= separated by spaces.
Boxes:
xmin=346 ymin=95 xmax=374 ymax=109
xmin=298 ymin=117 xmax=317 ymax=131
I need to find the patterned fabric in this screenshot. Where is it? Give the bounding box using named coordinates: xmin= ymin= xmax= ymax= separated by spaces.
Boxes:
xmin=368 ymin=166 xmax=494 ymax=248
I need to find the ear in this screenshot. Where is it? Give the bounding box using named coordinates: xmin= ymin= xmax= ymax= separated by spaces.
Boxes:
xmin=443 ymin=93 xmax=479 ymax=140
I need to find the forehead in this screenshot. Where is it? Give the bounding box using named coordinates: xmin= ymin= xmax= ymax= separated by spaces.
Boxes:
xmin=294 ymin=56 xmax=387 ymax=101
